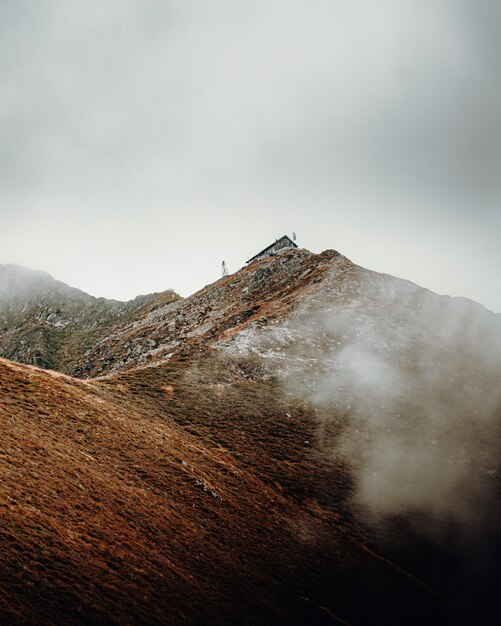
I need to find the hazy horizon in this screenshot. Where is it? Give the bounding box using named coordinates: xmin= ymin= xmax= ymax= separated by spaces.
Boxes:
xmin=2 ymin=248 xmax=501 ymax=318
xmin=1 ymin=1 xmax=500 ymax=311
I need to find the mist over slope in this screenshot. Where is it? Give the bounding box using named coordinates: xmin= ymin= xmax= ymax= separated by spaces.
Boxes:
xmin=0 ymin=351 xmax=485 ymax=625
xmin=220 ymin=259 xmax=501 ymax=535
xmin=1 ymin=248 xmax=500 ymax=623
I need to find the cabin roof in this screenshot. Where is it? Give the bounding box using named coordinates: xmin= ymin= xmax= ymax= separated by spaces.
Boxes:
xmin=246 ymin=235 xmax=298 ymax=264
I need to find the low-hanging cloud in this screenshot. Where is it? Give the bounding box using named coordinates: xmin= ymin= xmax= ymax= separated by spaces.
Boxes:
xmin=234 ymin=261 xmax=501 ymax=533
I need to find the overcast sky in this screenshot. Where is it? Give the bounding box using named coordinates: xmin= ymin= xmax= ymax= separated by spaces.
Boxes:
xmin=1 ymin=1 xmax=500 ymax=310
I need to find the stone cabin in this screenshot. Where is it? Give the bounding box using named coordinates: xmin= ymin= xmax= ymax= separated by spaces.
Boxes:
xmin=246 ymin=235 xmax=298 ymax=264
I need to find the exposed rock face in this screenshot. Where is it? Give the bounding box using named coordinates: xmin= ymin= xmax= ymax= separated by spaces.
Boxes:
xmin=71 ymin=248 xmax=343 ymax=377
xmin=1 ymin=250 xmax=343 ymax=376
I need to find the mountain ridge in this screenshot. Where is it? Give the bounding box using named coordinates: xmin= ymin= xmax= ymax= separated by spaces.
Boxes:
xmin=0 ymin=248 xmax=500 ymax=623
xmin=2 ymin=251 xmax=499 ymax=378
xmin=0 ymin=263 xmax=180 ymax=372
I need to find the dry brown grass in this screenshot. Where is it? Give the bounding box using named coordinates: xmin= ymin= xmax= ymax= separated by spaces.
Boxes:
xmin=0 ymin=354 xmax=479 ymax=625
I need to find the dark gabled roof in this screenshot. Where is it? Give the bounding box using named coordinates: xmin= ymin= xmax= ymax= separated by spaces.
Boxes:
xmin=246 ymin=235 xmax=298 ymax=264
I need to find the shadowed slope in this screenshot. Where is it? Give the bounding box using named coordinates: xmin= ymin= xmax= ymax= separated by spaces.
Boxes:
xmin=1 ymin=250 xmax=500 ymax=624
xmin=0 ymin=355 xmax=471 ymax=625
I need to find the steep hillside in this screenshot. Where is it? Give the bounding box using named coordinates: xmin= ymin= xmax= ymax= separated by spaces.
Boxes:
xmin=0 ymin=354 xmax=488 ymax=625
xmin=1 ymin=249 xmax=500 ymax=623
xmin=0 ymin=264 xmax=179 ymax=372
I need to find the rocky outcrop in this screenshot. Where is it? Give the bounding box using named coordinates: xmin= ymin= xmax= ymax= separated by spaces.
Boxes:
xmin=70 ymin=248 xmax=345 ymax=377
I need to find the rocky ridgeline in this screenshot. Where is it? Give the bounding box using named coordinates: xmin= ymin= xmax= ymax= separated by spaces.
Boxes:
xmin=70 ymin=248 xmax=344 ymax=377
xmin=0 ymin=264 xmax=179 ymax=372
xmin=2 ymin=250 xmax=500 ymax=384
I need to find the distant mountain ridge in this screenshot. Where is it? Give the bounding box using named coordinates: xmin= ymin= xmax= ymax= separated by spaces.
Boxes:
xmin=0 ymin=263 xmax=179 ymax=371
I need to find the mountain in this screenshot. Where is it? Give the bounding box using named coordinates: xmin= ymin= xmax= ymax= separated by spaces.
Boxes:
xmin=69 ymin=248 xmax=344 ymax=377
xmin=0 ymin=248 xmax=500 ymax=624
xmin=0 ymin=264 xmax=179 ymax=372
xmin=0 ymin=253 xmax=340 ymax=377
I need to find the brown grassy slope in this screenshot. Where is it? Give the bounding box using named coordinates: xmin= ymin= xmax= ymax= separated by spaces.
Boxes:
xmin=0 ymin=355 xmax=473 ymax=625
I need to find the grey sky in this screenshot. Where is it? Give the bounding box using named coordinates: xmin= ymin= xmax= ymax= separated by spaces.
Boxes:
xmin=1 ymin=1 xmax=500 ymax=310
